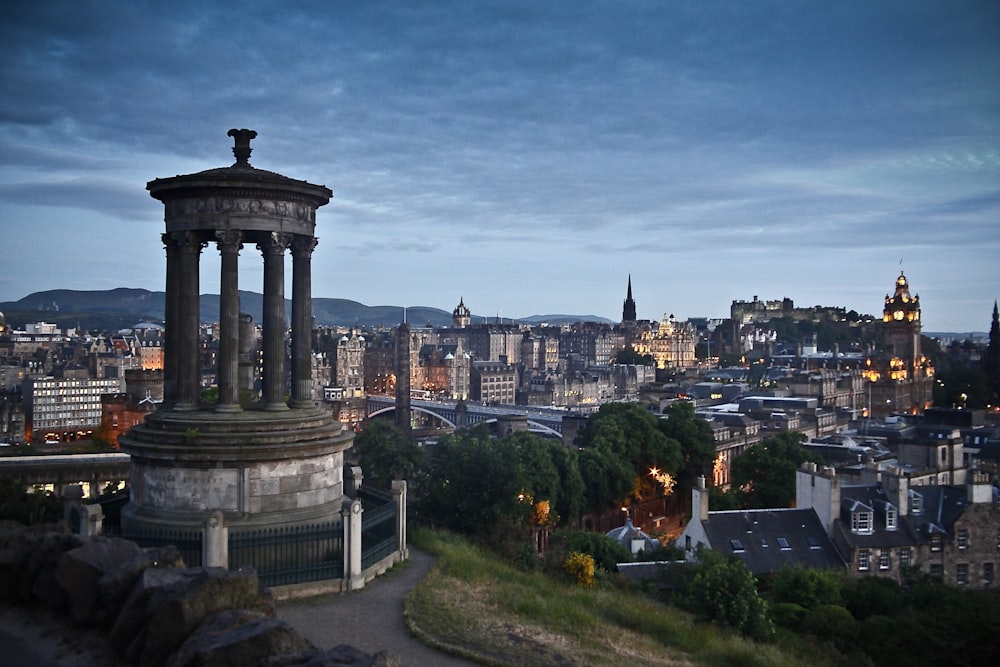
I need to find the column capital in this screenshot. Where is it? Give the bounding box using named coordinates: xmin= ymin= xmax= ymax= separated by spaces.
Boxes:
xmin=289 ymin=235 xmax=318 ymax=257
xmin=215 ymin=230 xmax=243 ymax=253
xmin=169 ymin=231 xmax=207 ymax=254
xmin=257 ymin=231 xmax=292 ymax=256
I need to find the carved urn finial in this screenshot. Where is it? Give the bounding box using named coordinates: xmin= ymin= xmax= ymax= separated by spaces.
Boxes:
xmin=227 ymin=128 xmax=258 ymax=166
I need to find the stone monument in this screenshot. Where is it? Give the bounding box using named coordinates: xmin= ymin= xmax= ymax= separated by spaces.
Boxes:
xmin=120 ymin=129 xmax=354 ymax=538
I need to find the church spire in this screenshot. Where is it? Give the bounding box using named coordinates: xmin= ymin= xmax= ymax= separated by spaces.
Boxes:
xmin=622 ymin=274 xmax=637 ymax=323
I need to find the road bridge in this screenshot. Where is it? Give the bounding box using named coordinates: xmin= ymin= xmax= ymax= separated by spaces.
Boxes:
xmin=365 ymin=396 xmax=575 ymax=438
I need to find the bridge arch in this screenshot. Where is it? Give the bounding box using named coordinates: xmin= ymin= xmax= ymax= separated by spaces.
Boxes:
xmin=366 ymin=405 xmax=457 ymax=429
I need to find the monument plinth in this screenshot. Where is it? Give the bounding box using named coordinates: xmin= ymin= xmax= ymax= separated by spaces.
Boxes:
xmin=121 ymin=129 xmax=353 ymax=533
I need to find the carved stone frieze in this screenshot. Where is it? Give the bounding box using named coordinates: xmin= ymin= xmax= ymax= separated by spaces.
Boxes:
xmin=164 ymin=196 xmax=316 ymax=223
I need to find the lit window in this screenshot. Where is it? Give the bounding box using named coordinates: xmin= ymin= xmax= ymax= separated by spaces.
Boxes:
xmin=886 ymin=508 xmax=897 ymax=531
xmin=958 ymin=529 xmax=969 ymax=550
xmin=879 ymin=551 xmax=891 ymax=570
xmin=858 ymin=548 xmax=870 ymax=571
xmin=930 ymin=534 xmax=943 ymax=552
xmin=852 ymin=510 xmax=873 ymax=534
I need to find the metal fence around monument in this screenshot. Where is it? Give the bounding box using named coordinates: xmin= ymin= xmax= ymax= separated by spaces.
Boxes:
xmin=359 ymin=486 xmax=398 ymax=569
xmin=125 ymin=526 xmax=204 ymax=567
xmin=227 ymin=520 xmax=344 ymax=588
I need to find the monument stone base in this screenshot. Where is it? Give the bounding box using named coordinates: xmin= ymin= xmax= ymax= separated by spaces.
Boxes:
xmin=120 ymin=406 xmax=353 ymax=533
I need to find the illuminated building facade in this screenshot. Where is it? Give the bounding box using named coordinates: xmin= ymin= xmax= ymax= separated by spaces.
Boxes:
xmin=863 ymin=272 xmax=934 ymax=418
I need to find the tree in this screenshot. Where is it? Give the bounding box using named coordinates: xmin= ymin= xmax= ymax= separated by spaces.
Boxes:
xmin=613 ymin=347 xmax=653 ymax=366
xmin=352 ymin=419 xmax=426 ymax=491
xmin=419 ymin=427 xmax=584 ymax=536
xmin=765 ymin=565 xmax=843 ymax=609
xmin=658 ymin=401 xmax=716 ymax=498
xmin=507 ymin=432 xmax=585 ymax=524
xmin=727 ymin=431 xmax=822 ymax=508
xmin=576 ymin=402 xmax=682 ymax=510
xmin=420 ymin=426 xmax=524 ymax=535
xmin=680 ymin=547 xmax=773 ymax=640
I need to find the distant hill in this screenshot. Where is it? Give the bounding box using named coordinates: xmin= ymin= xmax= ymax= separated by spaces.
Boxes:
xmin=0 ymin=289 xmax=609 ymax=330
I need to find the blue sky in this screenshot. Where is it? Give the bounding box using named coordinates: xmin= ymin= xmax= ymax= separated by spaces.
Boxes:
xmin=1 ymin=1 xmax=997 ymax=332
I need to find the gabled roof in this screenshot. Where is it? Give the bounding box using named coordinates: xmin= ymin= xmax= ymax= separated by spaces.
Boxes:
xmin=835 ymin=485 xmax=918 ymax=548
xmin=703 ymin=508 xmax=845 ymax=573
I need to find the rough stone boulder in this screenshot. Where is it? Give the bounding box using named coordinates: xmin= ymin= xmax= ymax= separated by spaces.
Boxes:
xmin=55 ymin=536 xmax=143 ymax=624
xmin=0 ymin=522 xmax=80 ymax=608
xmin=97 ymin=543 xmax=185 ymax=628
xmin=166 ymin=609 xmax=314 ymax=667
xmin=110 ymin=565 xmax=273 ymax=666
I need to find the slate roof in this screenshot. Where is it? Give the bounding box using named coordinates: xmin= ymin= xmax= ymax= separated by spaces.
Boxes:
xmin=702 ymin=508 xmax=845 ymax=574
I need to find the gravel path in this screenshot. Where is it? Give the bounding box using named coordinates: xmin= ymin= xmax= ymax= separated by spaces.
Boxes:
xmin=277 ymin=548 xmax=476 ymax=666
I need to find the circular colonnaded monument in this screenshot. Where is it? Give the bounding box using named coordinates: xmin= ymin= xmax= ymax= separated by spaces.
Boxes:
xmin=120 ymin=129 xmax=354 ymax=535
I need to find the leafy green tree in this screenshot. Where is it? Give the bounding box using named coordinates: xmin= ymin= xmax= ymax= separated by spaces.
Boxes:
xmin=578 ymin=445 xmax=635 ymax=515
xmin=420 ymin=426 xmax=525 ymax=535
xmin=657 ymin=401 xmax=716 ymax=498
xmin=507 ymin=432 xmax=585 ymax=523
xmin=556 ymin=529 xmax=632 ymax=573
xmin=576 ymin=402 xmax=682 ymax=511
xmin=352 ymin=419 xmax=426 ymax=491
xmin=613 ymin=347 xmax=653 ymax=366
xmin=727 ymin=431 xmax=822 ymax=508
xmin=765 ymin=565 xmax=843 ymax=609
xmin=680 ymin=547 xmax=773 ymax=641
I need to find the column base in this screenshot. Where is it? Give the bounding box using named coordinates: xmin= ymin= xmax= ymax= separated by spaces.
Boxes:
xmin=261 ymin=402 xmax=290 ymax=412
xmin=214 ymin=404 xmax=243 ymax=414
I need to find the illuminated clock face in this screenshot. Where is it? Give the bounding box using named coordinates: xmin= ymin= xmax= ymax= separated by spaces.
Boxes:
xmin=893 ymin=310 xmax=904 ymax=320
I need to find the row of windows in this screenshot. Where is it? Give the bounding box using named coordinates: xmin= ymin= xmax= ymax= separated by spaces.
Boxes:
xmin=928 ymin=562 xmax=996 ymax=585
xmin=858 ymin=548 xmax=911 ymax=571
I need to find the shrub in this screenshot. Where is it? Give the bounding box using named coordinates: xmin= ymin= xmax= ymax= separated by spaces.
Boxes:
xmin=564 ymin=552 xmax=595 ymax=587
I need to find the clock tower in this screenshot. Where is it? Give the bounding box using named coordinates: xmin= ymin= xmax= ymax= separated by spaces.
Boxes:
xmin=864 ymin=271 xmax=934 ymax=417
xmin=882 ymin=271 xmax=922 ymax=367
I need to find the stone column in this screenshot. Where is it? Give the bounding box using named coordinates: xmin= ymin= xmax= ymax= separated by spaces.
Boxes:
xmin=392 ymin=479 xmax=408 ymax=559
xmin=162 ymin=233 xmax=180 ymax=407
xmin=258 ymin=232 xmax=290 ymax=410
xmin=203 ymin=511 xmax=228 ymax=568
xmin=176 ymin=232 xmax=205 ymax=411
xmin=216 ymin=231 xmax=243 ymax=412
xmin=342 ymin=498 xmax=364 ymax=590
xmin=289 ymin=235 xmax=318 ymax=408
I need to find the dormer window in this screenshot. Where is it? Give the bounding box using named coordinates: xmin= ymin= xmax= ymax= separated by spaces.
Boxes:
xmin=886 ymin=507 xmax=898 ymax=531
xmin=852 ymin=510 xmax=874 ymax=535
xmin=909 ymin=490 xmax=923 ymax=515
xmin=931 ymin=534 xmax=943 ymax=552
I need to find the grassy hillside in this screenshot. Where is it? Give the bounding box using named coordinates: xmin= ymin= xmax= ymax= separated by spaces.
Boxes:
xmin=405 ymin=529 xmax=841 ymax=667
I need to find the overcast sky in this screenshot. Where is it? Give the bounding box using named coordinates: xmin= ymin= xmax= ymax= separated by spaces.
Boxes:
xmin=1 ymin=1 xmax=997 ymax=333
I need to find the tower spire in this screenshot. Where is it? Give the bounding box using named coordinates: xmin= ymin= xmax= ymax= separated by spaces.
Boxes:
xmin=622 ymin=274 xmax=637 ymax=323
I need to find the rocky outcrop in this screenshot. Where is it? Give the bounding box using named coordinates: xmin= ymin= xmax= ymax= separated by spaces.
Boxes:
xmin=0 ymin=523 xmax=393 ymax=667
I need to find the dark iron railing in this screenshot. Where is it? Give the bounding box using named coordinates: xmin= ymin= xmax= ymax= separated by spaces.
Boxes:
xmin=359 ymin=486 xmax=398 ymax=569
xmin=228 ymin=521 xmax=343 ymax=587
xmin=125 ymin=526 xmax=204 ymax=567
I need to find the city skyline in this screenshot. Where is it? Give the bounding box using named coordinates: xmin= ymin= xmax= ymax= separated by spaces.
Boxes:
xmin=1 ymin=2 xmax=998 ymax=332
